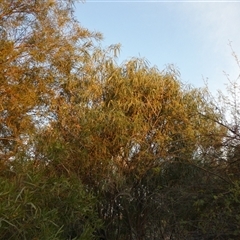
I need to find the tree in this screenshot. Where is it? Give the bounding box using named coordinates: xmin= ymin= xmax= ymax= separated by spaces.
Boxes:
xmin=0 ymin=1 xmax=104 ymax=239
xmin=190 ymin=48 xmax=240 ymax=239
xmin=0 ymin=0 xmax=102 ymax=165
xmin=36 ymin=55 xmax=225 ymax=238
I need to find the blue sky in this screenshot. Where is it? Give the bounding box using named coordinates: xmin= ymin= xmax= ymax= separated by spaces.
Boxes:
xmin=75 ymin=1 xmax=240 ymax=93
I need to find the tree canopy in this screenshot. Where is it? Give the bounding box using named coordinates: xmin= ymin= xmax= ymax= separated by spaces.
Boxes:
xmin=1 ymin=1 xmax=240 ymax=239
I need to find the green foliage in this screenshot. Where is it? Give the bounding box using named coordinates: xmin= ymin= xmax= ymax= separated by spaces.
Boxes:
xmin=0 ymin=161 xmax=101 ymax=240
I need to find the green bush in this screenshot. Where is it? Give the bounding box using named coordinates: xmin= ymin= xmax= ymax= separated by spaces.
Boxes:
xmin=0 ymin=161 xmax=102 ymax=240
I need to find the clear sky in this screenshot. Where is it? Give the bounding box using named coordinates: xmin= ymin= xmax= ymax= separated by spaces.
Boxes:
xmin=75 ymin=1 xmax=240 ymax=93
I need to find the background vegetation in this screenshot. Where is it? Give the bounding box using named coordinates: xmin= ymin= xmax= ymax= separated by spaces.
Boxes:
xmin=1 ymin=1 xmax=240 ymax=239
